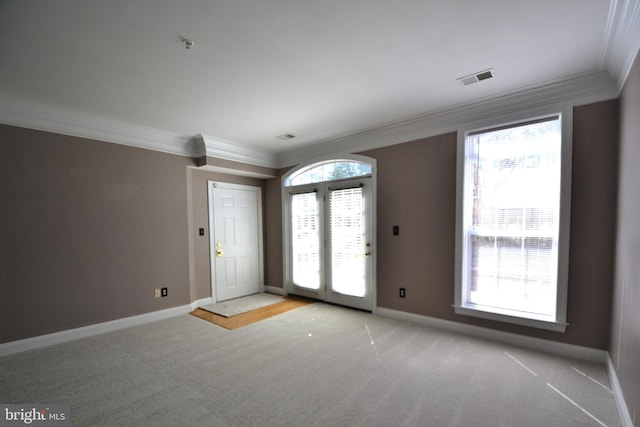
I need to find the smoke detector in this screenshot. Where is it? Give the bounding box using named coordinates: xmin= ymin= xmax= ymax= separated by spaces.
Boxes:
xmin=180 ymin=37 xmax=194 ymax=49
xmin=457 ymin=69 xmax=494 ymax=86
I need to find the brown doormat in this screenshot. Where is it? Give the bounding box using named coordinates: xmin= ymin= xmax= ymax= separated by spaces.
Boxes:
xmin=191 ymin=295 xmax=315 ymax=330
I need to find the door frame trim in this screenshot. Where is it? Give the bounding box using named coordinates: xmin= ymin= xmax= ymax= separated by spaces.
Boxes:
xmin=281 ymin=154 xmax=377 ymax=311
xmin=208 ymin=181 xmax=264 ymax=303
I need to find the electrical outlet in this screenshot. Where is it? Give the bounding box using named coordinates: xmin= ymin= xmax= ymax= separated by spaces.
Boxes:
xmin=399 ymin=288 xmax=406 ymax=298
xmin=161 ymin=287 xmax=168 ymax=297
xmin=154 ymin=289 xmax=161 ymax=298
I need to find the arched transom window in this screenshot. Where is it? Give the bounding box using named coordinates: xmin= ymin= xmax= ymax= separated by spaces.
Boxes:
xmin=284 ymin=159 xmax=372 ymax=187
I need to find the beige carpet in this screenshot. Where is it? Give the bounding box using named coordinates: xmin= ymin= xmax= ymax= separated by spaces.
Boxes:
xmin=0 ymin=303 xmax=621 ymax=426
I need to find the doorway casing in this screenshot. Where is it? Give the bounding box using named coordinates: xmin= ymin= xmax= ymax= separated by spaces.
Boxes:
xmin=208 ymin=181 xmax=264 ymax=303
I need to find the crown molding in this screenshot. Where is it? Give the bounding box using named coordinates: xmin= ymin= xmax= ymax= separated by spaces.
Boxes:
xmin=0 ymin=73 xmax=623 ymax=171
xmin=0 ymin=94 xmax=195 ymax=157
xmin=0 ymin=94 xmax=281 ymax=168
xmin=276 ymin=71 xmax=619 ymax=168
xmin=601 ymin=0 xmax=640 ymax=91
xmin=194 ymin=134 xmax=278 ymax=169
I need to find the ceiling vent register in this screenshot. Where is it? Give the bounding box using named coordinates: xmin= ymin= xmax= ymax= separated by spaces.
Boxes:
xmin=457 ymin=69 xmax=495 ymax=86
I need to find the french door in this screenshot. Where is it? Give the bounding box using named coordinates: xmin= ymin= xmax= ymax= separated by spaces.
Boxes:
xmin=287 ymin=177 xmax=374 ymax=311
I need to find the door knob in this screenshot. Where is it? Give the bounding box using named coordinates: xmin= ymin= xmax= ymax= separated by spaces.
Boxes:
xmin=216 ymin=249 xmax=224 ymax=257
xmin=364 ymin=252 xmax=371 ymax=257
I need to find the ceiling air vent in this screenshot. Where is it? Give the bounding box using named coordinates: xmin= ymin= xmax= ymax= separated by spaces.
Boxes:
xmin=276 ymin=133 xmax=296 ymax=140
xmin=457 ymin=69 xmax=494 ymax=86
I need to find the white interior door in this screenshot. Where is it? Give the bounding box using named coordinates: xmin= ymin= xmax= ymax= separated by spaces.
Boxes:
xmin=209 ymin=182 xmax=263 ymax=302
xmin=288 ymin=178 xmax=373 ymax=311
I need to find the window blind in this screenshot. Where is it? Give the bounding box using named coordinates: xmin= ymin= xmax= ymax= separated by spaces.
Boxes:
xmin=328 ymin=187 xmax=366 ymax=297
xmin=290 ymin=191 xmax=321 ymax=290
xmin=466 ymin=117 xmax=561 ymax=317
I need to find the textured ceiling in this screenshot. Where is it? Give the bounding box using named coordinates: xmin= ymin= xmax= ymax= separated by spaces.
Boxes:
xmin=0 ymin=0 xmax=629 ymax=159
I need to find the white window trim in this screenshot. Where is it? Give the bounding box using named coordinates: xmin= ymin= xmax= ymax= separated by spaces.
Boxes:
xmin=283 ymin=154 xmax=374 ymax=187
xmin=454 ymin=103 xmax=573 ymax=333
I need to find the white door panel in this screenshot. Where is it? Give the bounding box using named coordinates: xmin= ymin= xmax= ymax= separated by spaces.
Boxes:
xmin=209 ymin=182 xmax=263 ymax=302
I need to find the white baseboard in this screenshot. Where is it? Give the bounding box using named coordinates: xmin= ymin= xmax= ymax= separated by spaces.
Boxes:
xmin=264 ymin=285 xmax=287 ymax=296
xmin=0 ymin=303 xmax=198 ymax=357
xmin=0 ymin=297 xmax=612 ymax=368
xmin=374 ymin=306 xmax=607 ymax=363
xmin=607 ymin=354 xmax=634 ymax=427
xmin=190 ymin=297 xmax=213 ymax=310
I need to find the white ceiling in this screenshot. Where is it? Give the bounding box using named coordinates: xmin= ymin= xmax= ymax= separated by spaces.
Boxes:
xmin=0 ymin=0 xmax=638 ymax=167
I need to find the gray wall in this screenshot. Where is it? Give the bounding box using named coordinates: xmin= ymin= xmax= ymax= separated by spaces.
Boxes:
xmin=264 ymin=175 xmax=284 ymax=288
xmin=263 ymin=100 xmax=618 ymax=350
xmin=0 ymin=97 xmax=621 ymax=355
xmin=358 ymin=100 xmax=618 ymax=350
xmin=611 ymin=52 xmax=640 ymax=423
xmin=0 ymin=126 xmax=192 ymax=343
xmin=0 ymin=125 xmax=271 ymax=344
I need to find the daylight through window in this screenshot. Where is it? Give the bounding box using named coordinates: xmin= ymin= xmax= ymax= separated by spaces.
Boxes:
xmin=284 ymin=160 xmax=372 ymax=187
xmin=455 ymin=111 xmax=571 ymax=331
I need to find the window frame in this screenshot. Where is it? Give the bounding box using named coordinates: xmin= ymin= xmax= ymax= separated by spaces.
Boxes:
xmin=454 ymin=104 xmax=573 ymax=333
xmin=283 ymin=158 xmax=373 ymax=187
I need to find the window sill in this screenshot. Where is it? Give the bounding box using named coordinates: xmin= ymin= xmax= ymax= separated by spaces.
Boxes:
xmin=453 ymin=305 xmax=568 ymax=333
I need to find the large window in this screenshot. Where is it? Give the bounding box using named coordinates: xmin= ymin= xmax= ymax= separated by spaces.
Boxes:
xmin=455 ymin=106 xmax=572 ymax=332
